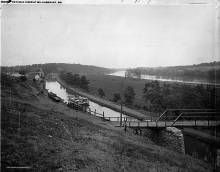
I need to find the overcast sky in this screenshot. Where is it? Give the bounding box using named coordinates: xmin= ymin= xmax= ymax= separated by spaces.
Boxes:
xmin=1 ymin=2 xmax=219 ymax=68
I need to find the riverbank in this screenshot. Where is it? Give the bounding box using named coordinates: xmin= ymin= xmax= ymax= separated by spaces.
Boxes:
xmin=1 ymin=74 xmax=212 ymax=171
xmin=56 ymin=76 xmax=152 ymax=120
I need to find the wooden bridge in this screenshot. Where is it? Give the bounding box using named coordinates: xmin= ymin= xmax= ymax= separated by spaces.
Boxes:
xmin=87 ymin=108 xmax=220 ymax=129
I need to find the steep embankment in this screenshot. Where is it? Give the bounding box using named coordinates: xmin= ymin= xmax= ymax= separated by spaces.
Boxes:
xmin=1 ymin=74 xmax=212 ymax=171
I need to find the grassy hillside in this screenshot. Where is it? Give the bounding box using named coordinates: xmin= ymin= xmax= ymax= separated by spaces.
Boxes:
xmin=87 ymin=74 xmax=146 ymax=107
xmin=1 ymin=74 xmax=212 ymax=171
xmin=86 ymin=74 xmax=219 ymax=113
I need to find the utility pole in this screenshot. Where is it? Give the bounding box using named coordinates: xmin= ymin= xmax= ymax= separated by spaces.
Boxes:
xmin=120 ymin=71 xmax=128 ymax=127
xmin=120 ymin=77 xmax=123 ymax=127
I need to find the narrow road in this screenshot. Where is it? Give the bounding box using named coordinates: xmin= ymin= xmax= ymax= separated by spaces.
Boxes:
xmin=56 ymin=77 xmax=152 ymax=120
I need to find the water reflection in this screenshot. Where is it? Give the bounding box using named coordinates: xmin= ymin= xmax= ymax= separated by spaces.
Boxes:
xmin=46 ymin=81 xmax=127 ymax=120
xmin=109 ymin=70 xmax=220 ymax=85
xmin=89 ymin=101 xmax=126 ymax=118
xmin=46 ymin=81 xmax=69 ymax=102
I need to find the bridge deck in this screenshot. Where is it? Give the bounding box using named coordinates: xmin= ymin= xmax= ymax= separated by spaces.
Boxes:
xmin=86 ymin=107 xmax=220 ymax=129
xmin=111 ymin=120 xmax=220 ymax=128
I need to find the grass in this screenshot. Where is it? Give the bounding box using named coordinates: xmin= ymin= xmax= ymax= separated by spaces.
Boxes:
xmin=87 ymin=74 xmax=147 ymax=107
xmin=86 ymin=74 xmax=219 ymax=112
xmin=1 ymin=74 xmax=212 ymax=171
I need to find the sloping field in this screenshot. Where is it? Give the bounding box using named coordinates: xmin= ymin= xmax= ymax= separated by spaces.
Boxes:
xmin=1 ymin=74 xmax=212 ymax=171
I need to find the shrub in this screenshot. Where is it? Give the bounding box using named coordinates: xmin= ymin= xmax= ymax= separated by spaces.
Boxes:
xmin=19 ymin=75 xmax=27 ymax=82
xmin=112 ymin=93 xmax=121 ymax=102
xmin=98 ymin=88 xmax=105 ymax=98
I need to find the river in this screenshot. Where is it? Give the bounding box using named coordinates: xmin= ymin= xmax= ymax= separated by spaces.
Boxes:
xmin=109 ymin=70 xmax=220 ymax=86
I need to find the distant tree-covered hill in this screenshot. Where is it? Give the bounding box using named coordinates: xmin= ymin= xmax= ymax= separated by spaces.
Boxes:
xmin=127 ymin=61 xmax=220 ymax=82
xmin=1 ymin=63 xmax=116 ymax=75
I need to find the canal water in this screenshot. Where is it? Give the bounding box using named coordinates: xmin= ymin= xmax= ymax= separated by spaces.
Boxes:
xmin=45 ymin=80 xmax=218 ymax=167
xmin=109 ymin=70 xmax=220 ymax=86
xmin=46 ymin=81 xmax=127 ymax=120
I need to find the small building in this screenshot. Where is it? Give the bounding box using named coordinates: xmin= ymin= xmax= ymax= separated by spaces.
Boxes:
xmin=35 ymin=74 xmax=40 ymax=80
xmin=27 ymin=68 xmax=44 ymax=80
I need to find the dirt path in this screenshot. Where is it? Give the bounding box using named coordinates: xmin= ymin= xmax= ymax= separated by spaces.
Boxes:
xmin=56 ymin=77 xmax=153 ymax=120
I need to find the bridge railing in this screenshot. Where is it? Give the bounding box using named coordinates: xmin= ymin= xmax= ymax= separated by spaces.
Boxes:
xmin=86 ymin=107 xmax=140 ymax=122
xmin=170 ymin=112 xmax=219 ymax=125
xmin=156 ymin=109 xmax=220 ymax=121
xmin=155 ymin=109 xmax=220 ymax=127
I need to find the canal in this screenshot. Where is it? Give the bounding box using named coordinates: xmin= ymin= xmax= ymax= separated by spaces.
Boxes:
xmin=46 ymin=81 xmax=128 ymax=120
xmin=45 ymin=80 xmax=219 ymax=168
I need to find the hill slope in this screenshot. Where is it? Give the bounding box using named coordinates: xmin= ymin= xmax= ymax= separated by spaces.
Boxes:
xmin=127 ymin=61 xmax=220 ymax=82
xmin=1 ymin=74 xmax=211 ymax=171
xmin=1 ymin=63 xmax=115 ymax=75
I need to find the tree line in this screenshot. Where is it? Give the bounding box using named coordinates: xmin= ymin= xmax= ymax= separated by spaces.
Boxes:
xmin=126 ymin=61 xmax=220 ymax=82
xmin=141 ymin=81 xmax=219 ymax=112
xmin=99 ymin=80 xmax=219 ymax=113
xmin=60 ymin=71 xmax=219 ymax=113
xmin=98 ymin=86 xmax=136 ymax=106
xmin=59 ymin=72 xmax=89 ymax=91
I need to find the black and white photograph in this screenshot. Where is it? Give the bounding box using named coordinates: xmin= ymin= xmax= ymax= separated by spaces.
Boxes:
xmin=1 ymin=0 xmax=220 ymax=171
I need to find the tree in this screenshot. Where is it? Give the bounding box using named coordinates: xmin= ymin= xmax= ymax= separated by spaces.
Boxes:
xmin=124 ymin=86 xmax=135 ymax=105
xmin=80 ymin=75 xmax=89 ymax=90
xmin=98 ymin=88 xmax=105 ymax=98
xmin=72 ymin=74 xmax=81 ymax=86
xmin=19 ymin=75 xmax=27 ymax=82
xmin=18 ymin=69 xmax=27 ymax=75
xmin=59 ymin=72 xmax=89 ymax=91
xmin=112 ymin=93 xmax=121 ymax=102
xmin=143 ymin=81 xmax=164 ymax=112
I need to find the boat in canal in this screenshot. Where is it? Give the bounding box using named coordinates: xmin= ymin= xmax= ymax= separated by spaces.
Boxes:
xmin=48 ymin=92 xmax=63 ymax=102
xmin=67 ymin=96 xmax=89 ymax=111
